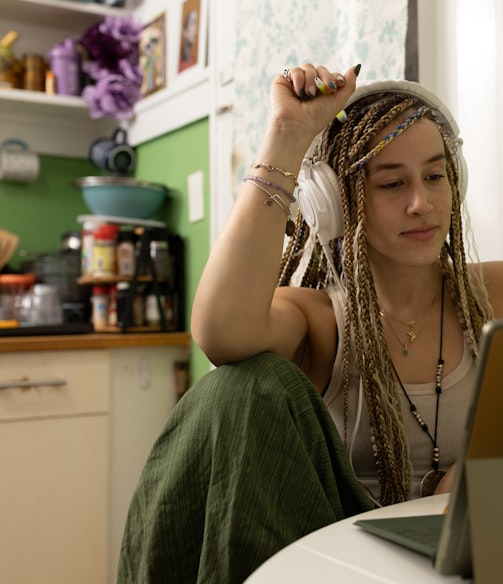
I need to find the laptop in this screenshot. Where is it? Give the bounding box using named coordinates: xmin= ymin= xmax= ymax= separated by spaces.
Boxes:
xmin=354 ymin=319 xmax=503 ymax=582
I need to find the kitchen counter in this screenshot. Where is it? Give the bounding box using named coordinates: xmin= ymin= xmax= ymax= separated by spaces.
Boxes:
xmin=0 ymin=331 xmax=191 ymax=353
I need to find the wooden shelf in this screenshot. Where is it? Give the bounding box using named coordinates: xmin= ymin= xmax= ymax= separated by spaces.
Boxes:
xmin=93 ymin=324 xmax=173 ymax=334
xmin=78 ymin=275 xmax=166 ymax=286
xmin=2 ymin=0 xmax=128 ymax=29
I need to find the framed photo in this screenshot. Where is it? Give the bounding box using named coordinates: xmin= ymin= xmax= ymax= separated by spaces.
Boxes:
xmin=140 ymin=13 xmax=166 ymax=97
xmin=177 ymin=0 xmax=207 ymax=75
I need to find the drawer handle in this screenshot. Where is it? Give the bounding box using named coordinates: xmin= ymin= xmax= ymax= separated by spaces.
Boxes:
xmin=0 ymin=378 xmax=67 ymax=390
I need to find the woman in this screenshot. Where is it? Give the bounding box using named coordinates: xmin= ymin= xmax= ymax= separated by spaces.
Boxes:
xmin=119 ymin=64 xmax=503 ymax=583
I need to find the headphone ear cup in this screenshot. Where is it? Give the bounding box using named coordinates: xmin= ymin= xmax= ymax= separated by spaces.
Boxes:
xmin=455 ymin=148 xmax=468 ymax=202
xmin=297 ymin=161 xmax=344 ymax=244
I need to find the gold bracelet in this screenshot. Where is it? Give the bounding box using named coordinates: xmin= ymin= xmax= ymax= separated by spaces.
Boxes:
xmin=251 ymin=162 xmax=298 ymax=187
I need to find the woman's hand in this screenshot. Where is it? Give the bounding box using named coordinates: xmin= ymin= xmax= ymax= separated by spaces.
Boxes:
xmin=267 ymin=63 xmax=360 ymax=147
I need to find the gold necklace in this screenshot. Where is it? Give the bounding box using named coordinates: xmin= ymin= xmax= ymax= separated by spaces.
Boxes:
xmin=380 ymin=311 xmax=422 ymax=356
xmin=379 ymin=288 xmax=440 ymax=356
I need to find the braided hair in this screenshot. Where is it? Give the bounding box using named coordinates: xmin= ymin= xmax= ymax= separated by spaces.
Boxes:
xmin=278 ymin=92 xmax=493 ymax=505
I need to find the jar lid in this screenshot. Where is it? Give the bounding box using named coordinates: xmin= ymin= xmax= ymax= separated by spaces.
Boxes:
xmin=0 ymin=273 xmax=36 ymax=287
xmin=94 ymin=224 xmax=120 ymax=240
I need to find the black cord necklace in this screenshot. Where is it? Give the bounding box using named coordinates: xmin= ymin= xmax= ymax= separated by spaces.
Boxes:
xmin=389 ymin=279 xmax=446 ymax=497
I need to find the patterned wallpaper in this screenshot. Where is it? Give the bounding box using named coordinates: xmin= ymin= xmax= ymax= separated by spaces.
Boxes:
xmin=232 ymin=0 xmax=409 ymax=191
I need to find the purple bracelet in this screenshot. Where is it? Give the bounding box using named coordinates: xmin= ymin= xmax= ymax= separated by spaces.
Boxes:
xmin=242 ymin=174 xmax=296 ymax=203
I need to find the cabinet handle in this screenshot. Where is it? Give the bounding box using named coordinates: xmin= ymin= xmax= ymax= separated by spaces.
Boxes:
xmin=0 ymin=378 xmax=67 ymax=390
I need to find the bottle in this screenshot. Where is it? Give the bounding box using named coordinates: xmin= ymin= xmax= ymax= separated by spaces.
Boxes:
xmin=81 ymin=219 xmax=99 ymax=276
xmin=149 ymin=228 xmax=171 ymax=281
xmin=47 ymin=38 xmax=81 ymax=96
xmin=108 ymin=284 xmax=118 ymax=327
xmin=150 ymin=239 xmax=169 ymax=280
xmin=145 ymin=293 xmax=164 ymax=327
xmin=91 ymin=285 xmax=109 ymax=331
xmin=92 ymin=224 xmax=119 ymax=277
xmin=116 ymin=229 xmax=136 ymax=277
xmin=116 ymin=281 xmax=132 ymax=328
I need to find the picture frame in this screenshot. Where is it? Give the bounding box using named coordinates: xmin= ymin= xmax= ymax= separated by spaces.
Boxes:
xmin=139 ymin=12 xmax=167 ymax=98
xmin=176 ymin=0 xmax=208 ymax=76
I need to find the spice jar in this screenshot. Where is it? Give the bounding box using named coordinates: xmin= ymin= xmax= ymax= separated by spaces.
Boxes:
xmin=92 ymin=223 xmax=119 ymax=277
xmin=116 ymin=229 xmax=136 ymax=277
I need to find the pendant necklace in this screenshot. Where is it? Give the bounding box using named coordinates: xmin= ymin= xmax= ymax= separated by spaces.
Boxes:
xmin=389 ymin=278 xmax=446 ymax=497
xmin=381 ymin=312 xmax=422 ymax=356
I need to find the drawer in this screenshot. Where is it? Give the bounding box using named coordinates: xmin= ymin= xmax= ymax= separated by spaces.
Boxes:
xmin=0 ymin=350 xmax=110 ymax=421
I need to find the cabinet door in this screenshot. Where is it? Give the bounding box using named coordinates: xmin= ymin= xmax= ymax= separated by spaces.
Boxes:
xmin=0 ymin=414 xmax=108 ymax=584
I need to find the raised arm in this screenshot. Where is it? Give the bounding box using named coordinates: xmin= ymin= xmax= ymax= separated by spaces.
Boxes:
xmin=191 ymin=64 xmax=359 ymax=366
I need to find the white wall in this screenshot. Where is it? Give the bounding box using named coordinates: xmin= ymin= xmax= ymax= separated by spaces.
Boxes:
xmin=418 ymin=0 xmax=503 ymax=261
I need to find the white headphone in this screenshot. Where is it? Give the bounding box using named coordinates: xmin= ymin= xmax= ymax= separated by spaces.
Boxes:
xmin=296 ymin=80 xmax=468 ymax=244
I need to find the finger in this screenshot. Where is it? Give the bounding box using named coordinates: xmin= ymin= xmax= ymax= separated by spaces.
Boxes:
xmin=314 ymin=65 xmax=346 ymax=94
xmin=287 ymin=64 xmax=318 ymax=99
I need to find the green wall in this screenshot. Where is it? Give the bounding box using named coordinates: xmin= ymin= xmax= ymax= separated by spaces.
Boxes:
xmin=0 ymin=156 xmax=96 ymax=265
xmin=135 ymin=117 xmax=212 ymax=383
xmin=0 ymin=117 xmax=213 ymax=384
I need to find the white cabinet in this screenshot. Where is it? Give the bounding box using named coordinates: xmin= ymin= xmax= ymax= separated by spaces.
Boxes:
xmin=0 ymin=341 xmax=188 ymax=584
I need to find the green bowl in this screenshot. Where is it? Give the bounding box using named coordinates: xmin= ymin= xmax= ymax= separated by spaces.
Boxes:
xmin=74 ymin=176 xmax=167 ymax=219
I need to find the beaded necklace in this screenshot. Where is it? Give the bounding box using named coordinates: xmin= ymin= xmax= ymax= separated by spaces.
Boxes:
xmin=389 ymin=279 xmax=446 ymax=497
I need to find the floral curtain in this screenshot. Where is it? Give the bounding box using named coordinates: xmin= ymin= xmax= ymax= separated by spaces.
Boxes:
xmin=231 ymin=0 xmax=409 ymax=188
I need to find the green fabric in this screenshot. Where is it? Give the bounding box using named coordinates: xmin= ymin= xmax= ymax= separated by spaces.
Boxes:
xmin=118 ymin=352 xmax=373 ymax=584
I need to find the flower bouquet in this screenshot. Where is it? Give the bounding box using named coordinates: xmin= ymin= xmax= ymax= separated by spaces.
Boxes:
xmin=79 ymin=15 xmax=143 ymax=120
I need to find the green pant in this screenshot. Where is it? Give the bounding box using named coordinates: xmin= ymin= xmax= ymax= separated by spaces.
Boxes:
xmin=118 ymin=352 xmax=372 ymax=584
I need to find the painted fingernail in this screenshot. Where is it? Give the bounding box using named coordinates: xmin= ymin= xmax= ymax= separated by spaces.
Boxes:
xmin=336 ymin=74 xmax=346 ymax=85
xmin=300 ymin=88 xmax=306 ymax=100
xmin=336 ymin=109 xmax=348 ymax=123
xmin=354 ymin=64 xmax=362 ymax=77
xmin=314 ymin=77 xmax=330 ymax=95
xmin=328 ymin=80 xmax=338 ymax=90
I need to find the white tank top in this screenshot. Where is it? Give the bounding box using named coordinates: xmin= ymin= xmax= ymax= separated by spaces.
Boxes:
xmin=323 ymin=286 xmax=476 ymax=501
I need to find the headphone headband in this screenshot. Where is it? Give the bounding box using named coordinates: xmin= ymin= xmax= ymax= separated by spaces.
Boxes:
xmin=345 ymin=79 xmax=461 ymax=144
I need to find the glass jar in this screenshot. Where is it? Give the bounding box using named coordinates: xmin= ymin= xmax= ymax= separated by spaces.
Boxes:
xmin=0 ymin=273 xmax=35 ymax=322
xmin=23 ymin=54 xmax=46 ymax=92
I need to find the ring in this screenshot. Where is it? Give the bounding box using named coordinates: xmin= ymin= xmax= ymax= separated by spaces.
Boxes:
xmin=283 ymin=68 xmax=291 ymax=81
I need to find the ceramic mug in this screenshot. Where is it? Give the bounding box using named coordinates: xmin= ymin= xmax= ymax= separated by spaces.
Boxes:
xmin=88 ymin=128 xmax=136 ymax=175
xmin=0 ymin=139 xmax=40 ymax=183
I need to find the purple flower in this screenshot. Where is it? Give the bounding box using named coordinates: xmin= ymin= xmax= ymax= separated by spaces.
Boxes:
xmin=82 ymin=73 xmax=140 ymax=120
xmin=78 ymin=15 xmax=143 ymax=120
xmin=100 ymin=15 xmax=142 ymax=52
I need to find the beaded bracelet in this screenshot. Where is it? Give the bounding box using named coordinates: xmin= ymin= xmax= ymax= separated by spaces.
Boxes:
xmin=251 ymin=162 xmax=299 ymax=187
xmin=242 ymin=174 xmax=296 ymax=203
xmin=243 ymin=176 xmax=295 ymax=236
